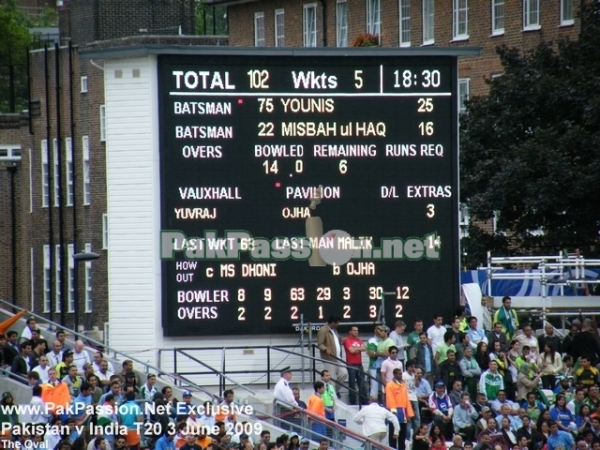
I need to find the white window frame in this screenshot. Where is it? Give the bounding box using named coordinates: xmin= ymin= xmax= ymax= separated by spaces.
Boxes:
xmin=84 ymin=243 xmax=93 ymax=313
xmin=41 ymin=140 xmax=49 ymax=208
xmin=336 ymin=0 xmax=348 ymax=47
xmin=491 ymin=0 xmax=505 ymax=35
xmin=82 ymin=136 xmax=90 ymax=205
xmin=422 ymin=0 xmax=435 ymax=45
xmin=100 ymin=105 xmax=106 ymax=141
xmin=366 ymin=0 xmax=381 ymax=37
xmin=102 ymin=213 xmax=109 ymax=250
xmin=459 ymin=204 xmax=470 ymax=239
xmin=523 ymin=0 xmax=540 ymax=31
xmin=43 ymin=245 xmax=50 ymax=313
xmin=452 ymin=0 xmax=469 ymax=40
xmin=55 ymin=244 xmax=61 ymax=313
xmin=560 ymin=0 xmax=574 ymax=26
xmin=254 ymin=12 xmax=265 ymax=47
xmin=80 ymin=76 xmax=88 ymax=93
xmin=399 ymin=0 xmax=411 ymax=47
xmin=275 ymin=9 xmax=285 ymax=47
xmin=30 ymin=248 xmax=34 ymax=311
xmin=65 ymin=137 xmax=73 ymax=206
xmin=67 ymin=244 xmax=75 ymax=313
xmin=458 ymin=78 xmax=470 ymax=113
xmin=303 ymin=4 xmax=318 ymax=47
xmin=52 ymin=138 xmax=60 ymax=207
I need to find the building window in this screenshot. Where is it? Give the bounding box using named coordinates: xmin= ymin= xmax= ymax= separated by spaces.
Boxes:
xmin=100 ymin=105 xmax=106 ymax=141
xmin=84 ymin=243 xmax=93 ymax=313
xmin=399 ymin=0 xmax=411 ymax=47
xmin=0 ymin=145 xmax=21 ymax=161
xmin=560 ymin=0 xmax=573 ymax=25
xmin=492 ymin=0 xmax=505 ymax=35
xmin=459 ymin=204 xmax=470 ymax=238
xmin=336 ymin=0 xmax=348 ymax=47
xmin=102 ymin=213 xmax=109 ymax=249
xmin=453 ymin=0 xmax=468 ymax=40
xmin=303 ymin=4 xmax=318 ymax=47
xmin=52 ymin=139 xmax=60 ymax=207
xmin=523 ymin=0 xmax=540 ymax=30
xmin=67 ymin=244 xmax=75 ymax=313
xmin=80 ymin=76 xmax=88 ymax=93
xmin=423 ymin=0 xmax=435 ymax=45
xmin=366 ymin=0 xmax=381 ymax=36
xmin=82 ymin=136 xmax=90 ymax=205
xmin=30 ymin=248 xmax=34 ymax=311
xmin=55 ymin=244 xmax=61 ymax=313
xmin=458 ymin=78 xmax=470 ymax=113
xmin=254 ymin=12 xmax=265 ymax=47
xmin=41 ymin=140 xmax=49 ymax=208
xmin=65 ymin=137 xmax=73 ymax=206
xmin=275 ymin=9 xmax=285 ymax=47
xmin=43 ymin=245 xmax=50 ymax=313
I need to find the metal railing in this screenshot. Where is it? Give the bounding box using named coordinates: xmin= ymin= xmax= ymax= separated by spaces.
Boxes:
xmin=0 ymin=300 xmax=218 ymax=402
xmin=158 ymin=344 xmax=381 ymax=405
xmin=272 ymin=400 xmax=392 ymax=450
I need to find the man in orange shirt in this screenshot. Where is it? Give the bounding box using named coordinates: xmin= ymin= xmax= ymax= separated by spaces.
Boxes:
xmin=385 ymin=368 xmax=414 ymax=450
xmin=307 ymin=381 xmax=326 ymax=441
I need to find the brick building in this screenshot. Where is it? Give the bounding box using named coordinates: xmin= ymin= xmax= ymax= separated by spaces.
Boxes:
xmin=0 ymin=0 xmax=226 ymax=334
xmin=218 ymin=0 xmax=579 ymax=97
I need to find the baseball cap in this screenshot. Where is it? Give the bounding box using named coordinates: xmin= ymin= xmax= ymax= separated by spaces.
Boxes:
xmin=182 ymin=390 xmax=192 ymax=397
xmin=300 ymin=438 xmax=310 ymax=444
xmin=434 ymin=381 xmax=445 ymax=388
xmin=1 ymin=392 xmax=12 ymax=400
xmin=481 ymin=406 xmax=491 ymax=413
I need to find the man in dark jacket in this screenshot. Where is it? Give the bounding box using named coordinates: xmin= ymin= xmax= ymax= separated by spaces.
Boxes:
xmin=436 ymin=350 xmax=463 ymax=391
xmin=11 ymin=340 xmax=32 ymax=382
xmin=572 ymin=319 xmax=600 ymax=364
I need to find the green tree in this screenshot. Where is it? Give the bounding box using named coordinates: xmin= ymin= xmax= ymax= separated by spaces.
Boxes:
xmin=195 ymin=2 xmax=227 ymax=36
xmin=459 ymin=2 xmax=600 ymax=264
xmin=0 ymin=1 xmax=32 ymax=113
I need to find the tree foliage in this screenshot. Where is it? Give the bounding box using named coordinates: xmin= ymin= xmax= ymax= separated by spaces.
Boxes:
xmin=460 ymin=2 xmax=600 ymax=263
xmin=0 ymin=0 xmax=32 ymax=113
xmin=195 ymin=2 xmax=227 ymax=36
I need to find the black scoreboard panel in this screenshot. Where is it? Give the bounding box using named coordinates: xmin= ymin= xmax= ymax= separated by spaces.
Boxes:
xmin=158 ymin=53 xmax=460 ymax=337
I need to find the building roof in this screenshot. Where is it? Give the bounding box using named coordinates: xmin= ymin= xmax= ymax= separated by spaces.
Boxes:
xmin=80 ymin=43 xmax=481 ymax=60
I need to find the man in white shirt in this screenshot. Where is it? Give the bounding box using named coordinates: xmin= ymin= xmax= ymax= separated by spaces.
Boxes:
xmin=47 ymin=340 xmax=63 ymax=369
xmin=467 ymin=317 xmax=489 ymax=349
xmin=353 ymin=397 xmax=399 ymax=444
xmin=516 ymin=325 xmax=539 ymax=360
xmin=427 ymin=314 xmax=446 ymax=354
xmin=381 ymin=346 xmax=404 ymax=385
xmin=92 ymin=351 xmax=115 ymax=374
xmin=20 ymin=317 xmax=37 ymax=342
xmin=274 ymin=367 xmax=298 ymax=407
xmin=72 ymin=340 xmax=91 ymax=375
xmin=403 ymin=361 xmax=420 ymax=440
xmin=95 ymin=359 xmax=114 ymax=388
xmin=33 ymin=355 xmax=51 ymax=383
xmin=389 ymin=321 xmax=409 ymax=364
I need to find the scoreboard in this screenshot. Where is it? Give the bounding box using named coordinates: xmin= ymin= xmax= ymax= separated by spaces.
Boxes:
xmin=158 ymin=52 xmax=460 ymax=337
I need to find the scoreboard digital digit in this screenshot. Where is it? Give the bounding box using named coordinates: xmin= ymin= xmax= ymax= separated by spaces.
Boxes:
xmin=158 ymin=52 xmax=460 ymax=337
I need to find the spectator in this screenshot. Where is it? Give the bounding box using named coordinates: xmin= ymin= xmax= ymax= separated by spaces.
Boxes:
xmin=493 ymin=297 xmax=519 ymax=340
xmin=47 ymin=340 xmax=64 ymax=368
xmin=386 ymin=368 xmax=413 ymax=450
xmin=412 ymin=424 xmax=431 ymax=450
xmin=63 ymin=364 xmax=84 ymax=398
xmin=307 ymin=381 xmax=326 ymax=441
xmin=427 ymin=315 xmax=446 ymax=355
xmin=316 ymin=315 xmax=347 ymax=395
xmin=11 ymin=340 xmax=32 ymax=381
xmin=343 ymin=326 xmax=367 ymax=405
xmin=274 ymin=367 xmax=297 ymax=406
xmin=546 ymin=421 xmax=574 ymax=450
xmin=403 ymin=360 xmax=421 ymax=439
xmin=516 ymin=325 xmax=540 ymax=361
xmin=516 ymin=415 xmax=544 ymax=450
xmin=453 ymin=392 xmax=478 ymax=442
xmin=72 ymin=341 xmax=91 ymax=375
xmin=33 ymin=355 xmax=50 ymax=382
xmin=449 ymin=380 xmax=464 ymax=407
xmin=437 ymin=350 xmax=462 ymax=390
xmin=436 ymin=331 xmax=457 ymax=365
xmin=115 ymin=359 xmax=135 ymax=385
xmin=56 ymin=350 xmax=74 ymax=379
xmin=92 ymin=351 xmax=115 ymax=374
xmin=461 ymin=346 xmax=482 ymax=400
xmin=583 ymin=385 xmax=600 ymax=413
xmin=72 ymin=382 xmax=94 ymax=426
xmin=140 ymin=373 xmax=158 ymax=401
xmin=29 ymin=339 xmax=45 ymax=368
xmin=0 ymin=392 xmax=19 ymax=426
xmin=118 ymin=391 xmax=143 ymax=450
xmin=480 ymin=361 xmax=504 ymax=401
xmin=567 ymin=388 xmax=585 ymax=416
xmin=521 ymin=391 xmax=545 ymax=423
xmin=407 ymin=319 xmax=425 ymax=360
xmin=467 ymin=317 xmax=488 ymax=350
xmin=572 ymin=319 xmax=600 ymax=365
xmin=353 ymin=397 xmax=399 ymax=444
xmin=538 ymin=324 xmax=562 ymax=355
xmin=20 ymin=317 xmax=37 ymax=342
xmin=456 ymin=332 xmax=470 ymax=361
xmin=415 ymin=332 xmax=436 ymax=386
xmin=561 ymin=324 xmax=579 ymax=357
xmin=381 ymin=346 xmax=404 ymax=385
xmin=3 ymin=330 xmax=20 ymax=367
xmin=366 ymin=325 xmax=382 ymax=399
xmin=320 ymin=370 xmax=336 ymax=428
xmin=516 ymin=364 xmax=541 ymax=403
xmin=490 ymin=390 xmax=519 ymax=415
xmin=389 ymin=321 xmax=409 ymax=364
xmin=429 ymin=380 xmax=454 ymax=440
xmin=475 ymin=343 xmax=491 ymax=373
xmin=500 ymin=417 xmax=518 ymax=448
xmin=414 ymin=366 xmax=433 ymax=409
xmin=575 ymin=357 xmax=599 ymax=389
xmin=95 ymin=359 xmax=114 ymax=388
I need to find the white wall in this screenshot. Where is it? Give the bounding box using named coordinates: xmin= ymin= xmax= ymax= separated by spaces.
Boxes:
xmin=104 ymin=56 xmax=322 ymax=386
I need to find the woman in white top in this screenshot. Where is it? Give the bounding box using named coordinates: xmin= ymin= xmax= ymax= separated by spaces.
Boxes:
xmin=537 ymin=343 xmax=562 ymax=390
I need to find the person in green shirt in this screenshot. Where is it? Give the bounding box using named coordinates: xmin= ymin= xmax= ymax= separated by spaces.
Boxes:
xmin=407 ymin=319 xmax=424 ymax=360
xmin=367 ymin=325 xmax=394 ymax=398
xmin=435 ymin=331 xmax=457 ymax=365
xmin=367 ymin=331 xmax=381 ymax=399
